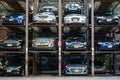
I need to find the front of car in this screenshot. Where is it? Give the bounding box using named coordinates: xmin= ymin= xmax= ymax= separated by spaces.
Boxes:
xmin=32 ymin=37 xmax=56 ymax=50
xmin=96 ymin=36 xmax=120 ymax=51
xmin=64 ymin=14 xmax=86 ymax=25
xmin=0 ymin=34 xmax=24 ymax=50
xmin=65 ymin=37 xmax=87 ymax=50
xmin=65 ymin=64 xmax=88 ymax=75
xmin=96 ymin=15 xmax=119 ymax=25
xmin=4 ymin=66 xmax=22 ymax=76
xmin=2 ymin=14 xmax=25 ymax=25
xmin=33 ymin=12 xmax=57 ymax=24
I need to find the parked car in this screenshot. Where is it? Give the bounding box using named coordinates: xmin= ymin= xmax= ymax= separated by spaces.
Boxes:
xmin=64 ymin=3 xmax=82 ymax=14
xmin=65 ymin=37 xmax=87 ymax=50
xmin=0 ymin=33 xmax=24 ymax=51
xmin=2 ymin=13 xmax=25 ymax=25
xmin=94 ymin=60 xmax=106 ymax=73
xmin=95 ymin=14 xmax=119 ymax=25
xmin=32 ymin=37 xmax=56 ymax=50
xmin=64 ymin=64 xmax=88 ymax=75
xmin=4 ymin=55 xmax=24 ymax=76
xmin=95 ymin=36 xmax=120 ymax=51
xmin=64 ymin=14 xmax=86 ymax=25
xmin=41 ymin=6 xmax=57 ymax=15
xmin=33 ymin=12 xmax=57 ymax=24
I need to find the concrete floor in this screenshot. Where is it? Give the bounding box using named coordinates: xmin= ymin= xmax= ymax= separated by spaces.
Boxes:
xmin=0 ymin=76 xmax=120 ymax=80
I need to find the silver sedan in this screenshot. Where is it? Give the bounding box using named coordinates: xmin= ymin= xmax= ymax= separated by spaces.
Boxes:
xmin=33 ymin=12 xmax=57 ymax=24
xmin=64 ymin=14 xmax=86 ymax=25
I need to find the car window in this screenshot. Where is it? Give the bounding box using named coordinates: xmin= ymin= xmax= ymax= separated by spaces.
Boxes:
xmin=96 ymin=36 xmax=113 ymax=42
xmin=67 ymin=37 xmax=84 ymax=42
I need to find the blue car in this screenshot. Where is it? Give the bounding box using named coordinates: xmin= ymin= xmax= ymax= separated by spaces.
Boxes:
xmin=2 ymin=13 xmax=25 ymax=25
xmin=95 ymin=36 xmax=120 ymax=51
xmin=95 ymin=14 xmax=119 ymax=25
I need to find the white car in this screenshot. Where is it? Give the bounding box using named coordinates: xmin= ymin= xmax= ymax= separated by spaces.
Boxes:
xmin=64 ymin=64 xmax=88 ymax=75
xmin=33 ymin=12 xmax=57 ymax=24
xmin=64 ymin=14 xmax=86 ymax=25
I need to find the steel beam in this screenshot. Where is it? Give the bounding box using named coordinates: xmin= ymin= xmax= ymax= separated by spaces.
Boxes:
xmin=58 ymin=0 xmax=62 ymax=77
xmin=91 ymin=0 xmax=95 ymax=77
xmin=25 ymin=0 xmax=29 ymax=77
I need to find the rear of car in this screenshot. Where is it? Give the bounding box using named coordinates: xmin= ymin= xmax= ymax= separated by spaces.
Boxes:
xmin=42 ymin=6 xmax=57 ymax=15
xmin=64 ymin=14 xmax=86 ymax=25
xmin=96 ymin=15 xmax=119 ymax=25
xmin=32 ymin=37 xmax=56 ymax=50
xmin=2 ymin=14 xmax=25 ymax=25
xmin=33 ymin=12 xmax=57 ymax=24
xmin=64 ymin=3 xmax=81 ymax=14
xmin=65 ymin=37 xmax=87 ymax=50
xmin=64 ymin=64 xmax=88 ymax=75
xmin=96 ymin=36 xmax=120 ymax=51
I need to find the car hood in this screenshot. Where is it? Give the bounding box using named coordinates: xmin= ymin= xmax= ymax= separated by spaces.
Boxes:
xmin=66 ymin=64 xmax=86 ymax=67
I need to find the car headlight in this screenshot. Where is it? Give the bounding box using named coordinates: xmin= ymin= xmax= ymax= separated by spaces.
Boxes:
xmin=98 ymin=42 xmax=102 ymax=44
xmin=114 ymin=16 xmax=118 ymax=19
xmin=66 ymin=42 xmax=71 ymax=45
xmin=16 ymin=66 xmax=21 ymax=70
xmin=115 ymin=42 xmax=120 ymax=45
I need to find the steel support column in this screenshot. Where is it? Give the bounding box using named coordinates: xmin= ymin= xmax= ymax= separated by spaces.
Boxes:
xmin=25 ymin=0 xmax=29 ymax=77
xmin=58 ymin=0 xmax=62 ymax=77
xmin=91 ymin=0 xmax=95 ymax=77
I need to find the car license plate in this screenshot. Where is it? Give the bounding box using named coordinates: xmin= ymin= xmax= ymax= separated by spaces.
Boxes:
xmin=7 ymin=44 xmax=12 ymax=47
xmin=40 ymin=44 xmax=45 ymax=46
xmin=107 ymin=19 xmax=112 ymax=22
xmin=74 ymin=45 xmax=79 ymax=48
xmin=7 ymin=70 xmax=11 ymax=72
xmin=108 ymin=45 xmax=112 ymax=48
xmin=9 ymin=19 xmax=13 ymax=21
xmin=74 ymin=70 xmax=80 ymax=72
xmin=41 ymin=18 xmax=46 ymax=22
xmin=73 ymin=19 xmax=78 ymax=22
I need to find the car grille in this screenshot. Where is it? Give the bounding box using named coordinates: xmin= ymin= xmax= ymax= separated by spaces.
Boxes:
xmin=72 ymin=18 xmax=79 ymax=21
xmin=70 ymin=68 xmax=82 ymax=73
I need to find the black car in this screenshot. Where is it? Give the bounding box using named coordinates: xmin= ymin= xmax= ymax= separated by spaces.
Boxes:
xmin=65 ymin=37 xmax=87 ymax=50
xmin=95 ymin=13 xmax=119 ymax=25
xmin=95 ymin=36 xmax=120 ymax=51
xmin=0 ymin=33 xmax=24 ymax=51
xmin=4 ymin=54 xmax=24 ymax=76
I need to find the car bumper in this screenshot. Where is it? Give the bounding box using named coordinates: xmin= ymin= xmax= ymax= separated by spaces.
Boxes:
xmin=33 ymin=20 xmax=56 ymax=24
xmin=98 ymin=46 xmax=119 ymax=50
xmin=66 ymin=46 xmax=87 ymax=50
xmin=97 ymin=19 xmax=119 ymax=25
xmin=2 ymin=20 xmax=24 ymax=25
xmin=0 ymin=46 xmax=22 ymax=50
xmin=32 ymin=47 xmax=55 ymax=50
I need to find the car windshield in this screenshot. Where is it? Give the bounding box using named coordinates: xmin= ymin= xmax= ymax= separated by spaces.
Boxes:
xmin=6 ymin=55 xmax=23 ymax=66
xmin=38 ymin=38 xmax=52 ymax=42
xmin=67 ymin=37 xmax=84 ymax=42
xmin=96 ymin=36 xmax=113 ymax=42
xmin=66 ymin=55 xmax=86 ymax=64
xmin=7 ymin=33 xmax=24 ymax=39
xmin=66 ymin=4 xmax=79 ymax=8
